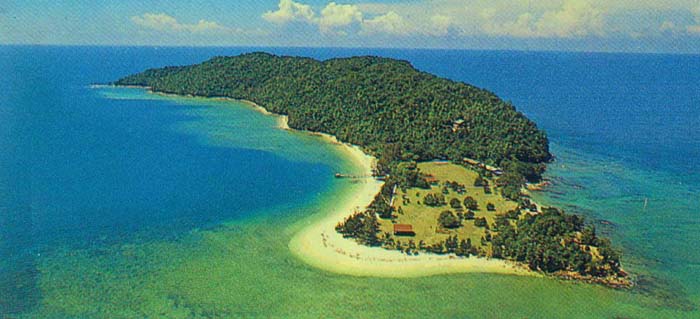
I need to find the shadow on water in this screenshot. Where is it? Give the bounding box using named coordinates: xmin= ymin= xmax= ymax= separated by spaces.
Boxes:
xmin=629 ymin=272 xmax=697 ymax=312
xmin=0 ymin=205 xmax=40 ymax=315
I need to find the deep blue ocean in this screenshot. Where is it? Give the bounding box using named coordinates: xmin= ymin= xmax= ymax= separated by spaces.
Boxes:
xmin=1 ymin=46 xmax=699 ymax=317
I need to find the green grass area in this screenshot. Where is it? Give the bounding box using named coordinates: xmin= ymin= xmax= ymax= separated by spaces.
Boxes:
xmin=379 ymin=162 xmax=518 ymax=253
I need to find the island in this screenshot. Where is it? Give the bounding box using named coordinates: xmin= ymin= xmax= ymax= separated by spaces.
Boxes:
xmin=114 ymin=52 xmax=630 ymax=287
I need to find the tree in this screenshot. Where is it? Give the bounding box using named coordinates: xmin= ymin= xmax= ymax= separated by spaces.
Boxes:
xmin=445 ymin=235 xmax=459 ymax=253
xmin=463 ymin=196 xmax=478 ymax=210
xmin=424 ymin=193 xmax=446 ymax=207
xmin=449 ymin=198 xmax=462 ymax=209
xmin=335 ymin=211 xmax=381 ymax=246
xmin=486 ymin=203 xmax=496 ymax=211
xmin=464 ymin=210 xmax=475 ymax=220
xmin=474 ymin=217 xmax=488 ymax=227
xmin=489 ymin=208 xmax=623 ymax=278
xmin=499 ymin=171 xmax=525 ymax=200
xmin=378 ymin=206 xmax=393 ymax=219
xmin=438 ymin=210 xmax=461 ymax=228
xmin=474 ymin=175 xmax=486 ymax=187
xmin=493 ymin=214 xmax=510 ymax=231
xmin=456 ymin=239 xmax=472 ymax=257
xmin=580 ymin=225 xmax=598 ymax=245
xmin=505 ymin=209 xmax=521 ymax=219
xmin=396 ymin=161 xmax=430 ymax=189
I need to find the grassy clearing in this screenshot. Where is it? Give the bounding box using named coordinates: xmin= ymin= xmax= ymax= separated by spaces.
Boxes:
xmin=378 ymin=162 xmax=518 ymax=252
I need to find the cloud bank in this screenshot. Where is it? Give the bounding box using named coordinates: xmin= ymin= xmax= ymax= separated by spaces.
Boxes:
xmin=262 ymin=0 xmax=415 ymax=36
xmin=262 ymin=0 xmax=315 ymax=25
xmin=132 ymin=13 xmax=227 ymax=33
xmin=687 ymin=5 xmax=700 ymax=34
xmin=261 ymin=0 xmax=700 ymax=40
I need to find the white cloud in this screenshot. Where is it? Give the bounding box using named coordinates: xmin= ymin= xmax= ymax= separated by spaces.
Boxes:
xmin=361 ymin=11 xmax=411 ymax=35
xmin=132 ymin=13 xmax=226 ymax=33
xmin=319 ymin=2 xmax=363 ymax=33
xmin=262 ymin=0 xmax=315 ymax=24
xmin=484 ymin=13 xmax=537 ymax=38
xmin=260 ymin=0 xmax=700 ymax=40
xmin=262 ymin=0 xmax=412 ymax=36
xmin=429 ymin=15 xmax=452 ymax=36
xmin=687 ymin=5 xmax=700 ymax=35
xmin=535 ymin=0 xmax=605 ymax=37
xmin=660 ymin=21 xmax=677 ymax=32
xmin=483 ymin=0 xmax=605 ymax=38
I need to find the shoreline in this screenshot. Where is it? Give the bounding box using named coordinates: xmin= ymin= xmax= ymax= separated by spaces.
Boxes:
xmin=287 ymin=144 xmax=535 ymax=278
xmin=108 ymin=84 xmax=537 ymax=278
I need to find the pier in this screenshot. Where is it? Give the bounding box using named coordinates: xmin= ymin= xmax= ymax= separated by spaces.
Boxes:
xmin=334 ymin=173 xmax=380 ymax=179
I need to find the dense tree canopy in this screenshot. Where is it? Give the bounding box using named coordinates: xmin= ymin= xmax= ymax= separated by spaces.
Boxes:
xmin=116 ymin=52 xmax=551 ymax=168
xmin=491 ymin=207 xmax=622 ymax=277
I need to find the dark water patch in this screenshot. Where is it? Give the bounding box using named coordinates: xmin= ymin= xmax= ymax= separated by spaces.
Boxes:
xmin=0 ymin=204 xmax=40 ymax=315
xmin=632 ymin=274 xmax=696 ymax=312
xmin=0 ymin=264 xmax=40 ymax=315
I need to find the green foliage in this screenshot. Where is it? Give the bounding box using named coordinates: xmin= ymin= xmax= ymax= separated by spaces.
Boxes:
xmin=366 ymin=178 xmax=401 ymax=219
xmin=423 ymin=193 xmax=446 ymax=207
xmin=444 ymin=235 xmax=459 ymax=253
xmin=502 ymin=160 xmax=547 ymax=183
xmin=495 ymin=160 xmax=547 ymax=200
xmin=444 ymin=181 xmax=466 ymax=194
xmin=493 ymin=214 xmax=511 ymax=231
xmin=455 ymin=238 xmax=474 ymax=257
xmin=449 ymin=198 xmax=462 ymax=209
xmin=499 ymin=171 xmax=525 ymax=201
xmin=464 ymin=210 xmax=475 ymax=220
xmin=438 ymin=210 xmax=461 ymax=228
xmin=486 ymin=202 xmax=496 ymax=211
xmin=490 ymin=208 xmax=622 ymax=277
xmin=463 ymin=196 xmax=478 ymax=210
xmin=396 ymin=161 xmax=430 ymax=189
xmin=116 ymin=52 xmax=551 ymax=168
xmin=474 ymin=217 xmax=488 ymax=228
xmin=580 ymin=225 xmax=598 ymax=246
xmin=474 ymin=175 xmax=486 ymax=187
xmin=335 ymin=212 xmax=381 ymax=246
xmin=505 ymin=209 xmax=521 ymax=219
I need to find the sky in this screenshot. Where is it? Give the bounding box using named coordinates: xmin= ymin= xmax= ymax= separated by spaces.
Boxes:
xmin=1 ymin=0 xmax=699 ymax=54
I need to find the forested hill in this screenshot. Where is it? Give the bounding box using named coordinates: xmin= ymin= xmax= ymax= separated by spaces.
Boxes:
xmin=115 ymin=52 xmax=551 ymax=170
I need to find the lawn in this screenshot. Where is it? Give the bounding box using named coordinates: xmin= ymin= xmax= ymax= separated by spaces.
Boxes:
xmin=378 ymin=162 xmax=519 ymax=252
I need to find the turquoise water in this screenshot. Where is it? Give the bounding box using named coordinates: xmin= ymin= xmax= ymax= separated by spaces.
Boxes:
xmin=1 ymin=46 xmax=699 ymax=317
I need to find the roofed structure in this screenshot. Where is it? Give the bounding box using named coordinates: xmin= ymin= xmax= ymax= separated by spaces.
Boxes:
xmin=393 ymin=224 xmax=415 ymax=236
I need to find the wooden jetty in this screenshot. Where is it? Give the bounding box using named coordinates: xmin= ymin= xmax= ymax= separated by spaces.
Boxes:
xmin=335 ymin=173 xmax=382 ymax=179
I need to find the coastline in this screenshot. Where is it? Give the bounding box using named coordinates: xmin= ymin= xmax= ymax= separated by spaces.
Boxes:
xmin=109 ymin=85 xmax=536 ymax=278
xmin=287 ymin=143 xmax=535 ymax=278
xmin=147 ymin=88 xmax=293 ymax=131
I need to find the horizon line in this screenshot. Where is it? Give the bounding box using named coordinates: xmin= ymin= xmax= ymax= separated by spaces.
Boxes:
xmin=1 ymin=43 xmax=699 ymax=57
